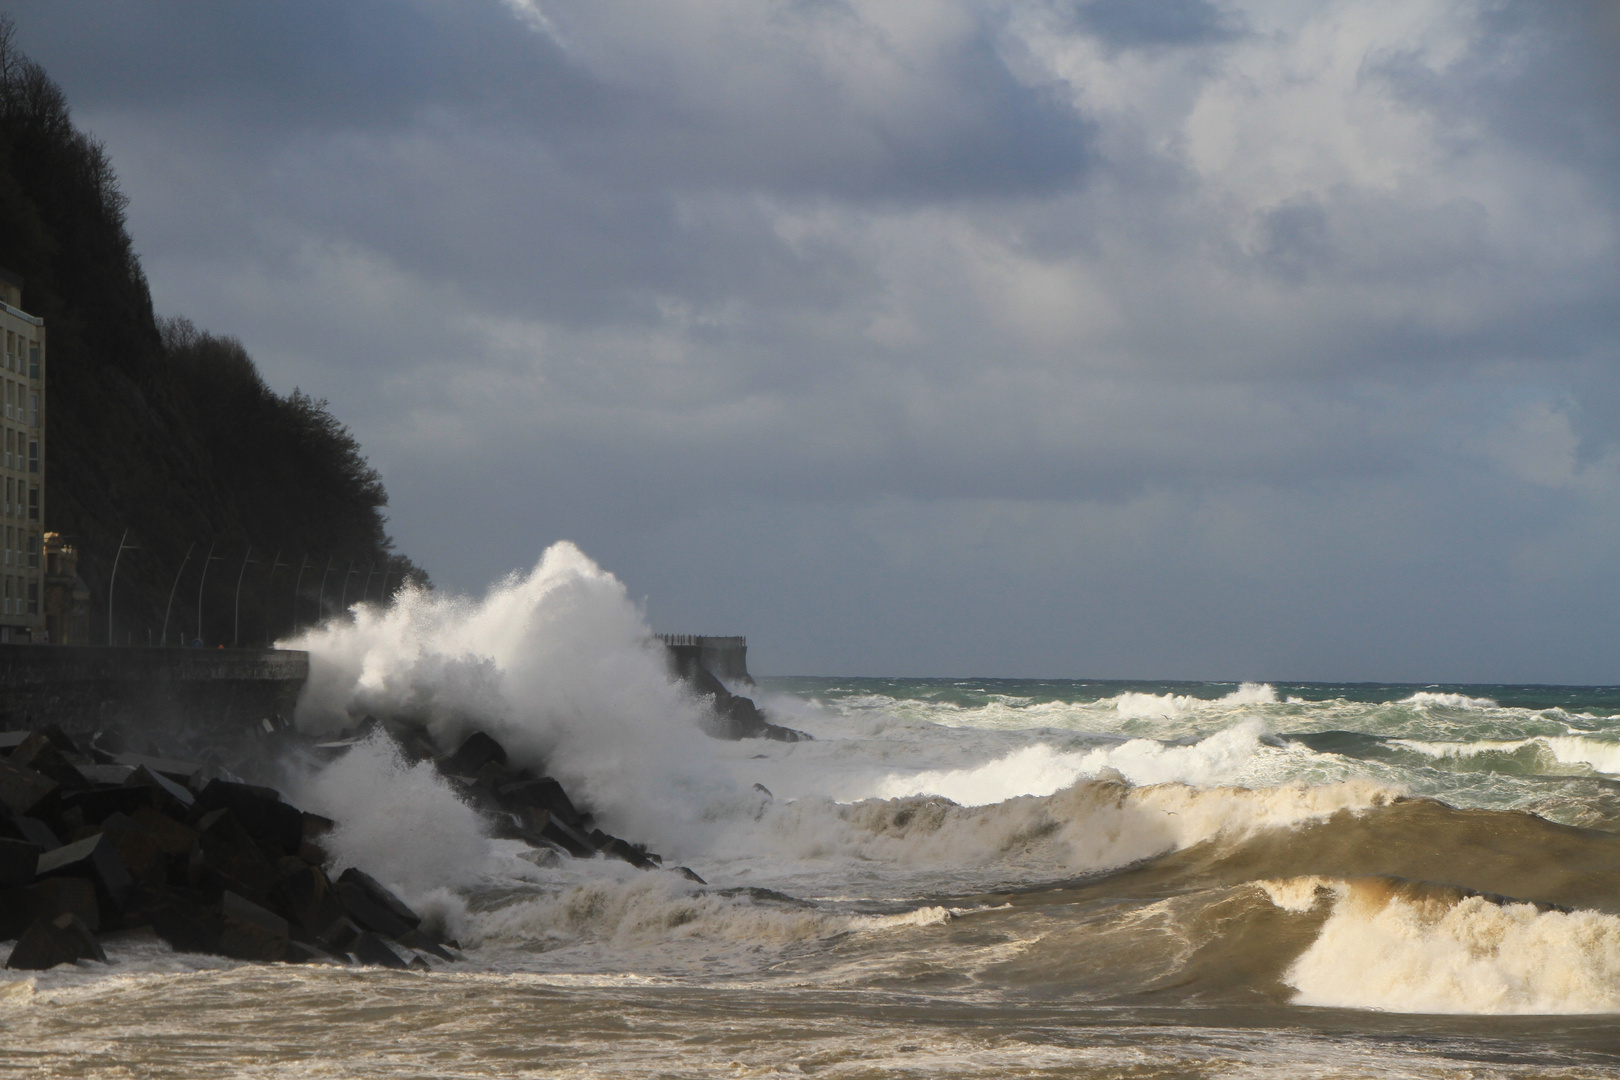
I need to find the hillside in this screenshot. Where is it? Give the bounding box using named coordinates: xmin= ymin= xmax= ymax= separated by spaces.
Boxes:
xmin=0 ymin=17 xmax=426 ymax=645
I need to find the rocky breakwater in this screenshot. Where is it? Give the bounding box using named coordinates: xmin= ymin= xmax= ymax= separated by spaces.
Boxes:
xmin=0 ymin=718 xmax=704 ymax=971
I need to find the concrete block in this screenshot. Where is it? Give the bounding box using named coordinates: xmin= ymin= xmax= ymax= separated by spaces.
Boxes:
xmin=336 ymin=868 xmax=421 ymax=930
xmin=349 ymin=930 xmax=408 ymax=969
xmin=0 ymin=837 xmax=39 ymax=886
xmin=128 ymin=807 xmax=199 ymax=857
xmin=0 ymin=815 xmax=59 ymax=851
xmin=61 ymin=785 xmax=154 ymax=825
xmin=333 ymin=880 xmax=414 ymax=939
xmin=5 ymin=912 xmax=104 ymax=969
xmin=0 ymin=759 xmax=58 ymax=817
xmin=195 ymin=780 xmax=304 ymax=857
xmin=113 ymin=753 xmax=202 ymax=784
xmin=191 ymin=809 xmax=277 ymax=900
xmin=219 ymin=890 xmax=297 ymax=962
xmin=123 ymin=765 xmax=195 ymax=813
xmin=3 ymin=877 xmax=100 ymax=934
xmin=8 ymin=733 xmax=90 ymax=791
xmin=497 ymin=777 xmax=585 ymax=827
xmin=440 ymin=731 xmax=507 ymax=777
xmin=35 ymin=833 xmax=133 ymax=914
xmin=98 ymin=813 xmax=168 ymax=885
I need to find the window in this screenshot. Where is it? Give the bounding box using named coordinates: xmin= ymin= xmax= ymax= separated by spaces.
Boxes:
xmin=28 ymin=344 xmax=38 ymax=380
xmin=28 ymin=393 xmax=37 ymax=428
xmin=28 ymin=441 xmax=37 ymax=473
xmin=28 ymin=486 xmax=38 ymax=521
xmin=26 ymin=533 xmax=37 ymax=570
xmin=4 ymin=427 xmax=10 ymax=469
xmin=4 ymin=525 xmax=10 ymax=565
xmin=27 ymin=581 xmax=36 ymax=615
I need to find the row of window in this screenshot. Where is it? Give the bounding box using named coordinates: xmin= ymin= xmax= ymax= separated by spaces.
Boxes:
xmin=4 ymin=330 xmax=40 ymax=380
xmin=2 ymin=575 xmax=37 ymax=616
xmin=4 ymin=526 xmax=38 ymax=569
xmin=3 ymin=429 xmax=38 ymax=473
xmin=4 ymin=380 xmax=37 ymax=426
xmin=3 ymin=477 xmax=37 ymax=520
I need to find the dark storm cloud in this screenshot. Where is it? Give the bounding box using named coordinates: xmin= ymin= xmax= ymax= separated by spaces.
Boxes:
xmin=7 ymin=0 xmax=1620 ymax=679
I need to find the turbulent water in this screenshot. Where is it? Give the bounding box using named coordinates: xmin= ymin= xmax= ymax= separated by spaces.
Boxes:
xmin=6 ymin=544 xmax=1620 ymax=1077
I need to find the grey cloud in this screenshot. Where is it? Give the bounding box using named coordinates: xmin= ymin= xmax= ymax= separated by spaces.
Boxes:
xmin=1067 ymin=0 xmax=1242 ymax=50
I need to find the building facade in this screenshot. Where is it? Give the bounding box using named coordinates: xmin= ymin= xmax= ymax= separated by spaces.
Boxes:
xmin=0 ymin=267 xmax=44 ymax=642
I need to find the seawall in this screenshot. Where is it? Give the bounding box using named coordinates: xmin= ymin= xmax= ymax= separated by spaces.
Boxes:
xmin=658 ymin=634 xmax=752 ymax=685
xmin=0 ymin=644 xmax=308 ymax=738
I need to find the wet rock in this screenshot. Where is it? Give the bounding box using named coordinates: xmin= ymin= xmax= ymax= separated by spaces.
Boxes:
xmin=35 ymin=833 xmax=133 ymax=915
xmin=195 ymin=780 xmax=304 ymax=858
xmin=97 ymin=813 xmax=168 ymax=885
xmin=190 ymin=808 xmax=278 ymax=900
xmin=349 ymin=929 xmax=409 ymax=969
xmin=682 ymin=662 xmax=810 ymax=742
xmin=297 ymin=812 xmax=333 ymax=866
xmin=112 ymin=752 xmax=202 ymax=784
xmin=0 ymin=837 xmax=39 ymax=886
xmin=78 ymin=764 xmax=136 ymax=786
xmin=128 ymin=807 xmax=198 ymax=858
xmin=3 ymin=876 xmax=100 ymax=934
xmin=61 ymin=785 xmax=155 ymax=826
xmin=440 ymin=731 xmax=507 ymax=777
xmin=524 ymin=808 xmax=597 ymax=858
xmin=123 ymin=766 xmax=195 ymax=814
xmin=0 ymin=815 xmax=59 ymax=851
xmin=589 ymin=830 xmax=656 ymax=870
xmin=8 ymin=733 xmax=90 ymax=791
xmin=5 ymin=912 xmax=106 ymax=969
xmin=671 ymin=866 xmax=707 ymax=884
xmin=219 ymin=890 xmax=298 ymax=962
xmin=395 ymin=927 xmax=454 ymax=962
xmin=334 ymin=868 xmax=421 ymax=937
xmin=272 ymin=863 xmax=346 ymax=937
xmin=0 ymin=759 xmax=59 ymax=817
xmin=149 ymin=894 xmax=224 ymax=955
xmin=314 ymin=914 xmax=362 ymax=954
xmin=497 ymin=777 xmax=586 ymax=827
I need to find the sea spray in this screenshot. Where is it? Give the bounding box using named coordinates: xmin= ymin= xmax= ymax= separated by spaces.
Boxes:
xmin=285 ymin=542 xmax=740 ymax=852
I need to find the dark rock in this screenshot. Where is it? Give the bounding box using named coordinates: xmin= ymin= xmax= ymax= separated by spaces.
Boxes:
xmin=0 ymin=759 xmax=59 ymax=817
xmin=272 ymin=864 xmax=346 ymax=937
xmin=219 ymin=890 xmax=298 ymax=962
xmin=190 ymin=808 xmax=278 ymax=900
xmin=195 ymin=780 xmax=304 ymax=857
xmin=314 ymin=914 xmax=362 ymax=954
xmin=150 ymin=895 xmax=224 ymax=954
xmin=98 ymin=813 xmax=169 ymax=885
xmin=395 ymin=927 xmax=454 ymax=962
xmin=671 ymin=866 xmax=707 ymax=884
xmin=752 ymin=783 xmax=773 ymax=800
xmin=8 ymin=733 xmax=90 ymax=791
xmin=497 ymin=777 xmax=586 ymax=827
xmin=2 ymin=877 xmax=100 ymax=935
xmin=113 ymin=753 xmax=203 ymax=784
xmin=0 ymin=815 xmax=60 ymax=851
xmin=35 ymin=833 xmax=133 ymax=915
xmin=0 ymin=838 xmax=39 ymax=886
xmin=525 ymin=808 xmax=597 ymax=858
xmin=0 ymin=731 xmax=29 ymax=752
xmin=78 ymin=764 xmax=136 ymax=786
xmin=590 ymin=830 xmax=656 ymax=870
xmin=5 ymin=913 xmax=105 ymax=969
xmin=440 ymin=731 xmax=507 ymax=777
xmin=682 ymin=662 xmax=810 ymax=742
xmin=349 ymin=930 xmax=408 ymax=969
xmin=123 ymin=766 xmax=195 ymax=813
xmin=128 ymin=807 xmax=199 ymax=857
xmin=61 ymin=785 xmax=155 ymax=826
xmin=335 ymin=868 xmax=421 ymax=934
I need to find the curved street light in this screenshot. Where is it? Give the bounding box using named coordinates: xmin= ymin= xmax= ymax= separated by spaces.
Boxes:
xmin=106 ymin=528 xmax=138 ymax=646
xmin=194 ymin=542 xmax=224 ymax=645
xmin=160 ymin=542 xmax=195 ymax=647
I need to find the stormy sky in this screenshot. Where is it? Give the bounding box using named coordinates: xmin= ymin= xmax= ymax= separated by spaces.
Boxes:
xmin=10 ymin=1 xmax=1619 ymax=681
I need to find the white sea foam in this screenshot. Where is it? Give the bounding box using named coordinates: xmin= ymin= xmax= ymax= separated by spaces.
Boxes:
xmin=1399 ymin=691 xmax=1499 ymax=709
xmin=1281 ymin=881 xmax=1620 ymax=1014
xmin=1389 ymin=734 xmax=1620 ymax=776
xmin=1112 ymin=682 xmax=1277 ymax=719
xmin=291 ymin=731 xmax=492 ymax=902
xmin=285 ymin=542 xmax=732 ymax=851
xmin=868 ymin=721 xmax=1273 ymax=805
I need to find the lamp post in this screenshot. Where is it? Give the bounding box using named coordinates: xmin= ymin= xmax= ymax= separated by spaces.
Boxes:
xmin=340 ymin=558 xmax=357 ymax=612
xmin=264 ymin=550 xmax=289 ymax=645
xmin=315 ymin=557 xmax=334 ymax=625
xmin=362 ymin=562 xmax=377 ymax=604
xmin=106 ymin=528 xmax=138 ymax=646
xmin=194 ymin=542 xmax=224 ymax=645
xmin=290 ymin=554 xmax=311 ymax=635
xmin=160 ymin=542 xmax=195 ymax=647
xmin=232 ymin=546 xmax=261 ymax=648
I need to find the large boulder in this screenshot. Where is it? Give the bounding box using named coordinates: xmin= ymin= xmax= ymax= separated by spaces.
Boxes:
xmin=0 ymin=759 xmax=58 ymax=817
xmin=333 ymin=868 xmax=420 ymax=938
xmin=5 ymin=913 xmax=106 ymax=969
xmin=195 ymin=780 xmax=304 ymax=858
xmin=34 ymin=833 xmax=133 ymax=918
xmin=439 ymin=731 xmax=508 ymax=777
xmin=0 ymin=837 xmax=39 ymax=886
xmin=190 ymin=808 xmax=278 ymax=901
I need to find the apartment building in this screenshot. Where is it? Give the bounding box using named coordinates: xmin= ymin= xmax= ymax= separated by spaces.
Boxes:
xmin=0 ymin=266 xmax=44 ymax=642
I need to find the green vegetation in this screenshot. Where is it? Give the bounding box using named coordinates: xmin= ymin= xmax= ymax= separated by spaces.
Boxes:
xmin=0 ymin=17 xmax=426 ymax=645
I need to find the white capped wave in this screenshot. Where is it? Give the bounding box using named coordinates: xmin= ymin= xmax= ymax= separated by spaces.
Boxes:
xmin=1399 ymin=691 xmax=1499 ymax=709
xmin=285 ymin=542 xmax=731 ymax=852
xmin=869 ymin=721 xmax=1273 ymax=805
xmin=1112 ymin=683 xmax=1277 ymax=719
xmin=1389 ymin=735 xmax=1620 ymax=776
xmin=736 ymin=776 xmax=1397 ymax=886
xmin=1278 ymin=879 xmax=1620 ymax=1014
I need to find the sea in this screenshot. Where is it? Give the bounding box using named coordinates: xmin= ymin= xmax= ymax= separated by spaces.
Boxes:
xmin=4 ymin=543 xmax=1620 ymax=1078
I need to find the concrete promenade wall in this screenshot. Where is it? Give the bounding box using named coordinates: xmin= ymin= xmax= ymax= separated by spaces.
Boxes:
xmin=0 ymin=644 xmax=308 ymax=738
xmin=659 ymin=635 xmax=752 ymax=684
